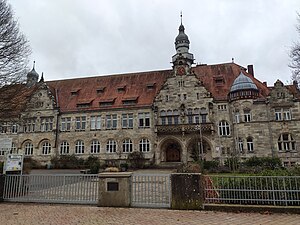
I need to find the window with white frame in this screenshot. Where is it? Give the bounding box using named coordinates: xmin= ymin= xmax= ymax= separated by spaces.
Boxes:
xmin=23 ymin=118 xmax=36 ymax=133
xmin=9 ymin=142 xmax=17 ymax=154
xmin=238 ymin=138 xmax=244 ymax=153
xmin=160 ymin=110 xmax=166 ymax=125
xmin=139 ymin=139 xmax=150 ymax=152
xmin=11 ymin=124 xmax=18 ymax=134
xmin=60 ymin=141 xmax=69 ymax=155
xmin=247 ymin=137 xmax=254 ymax=152
xmin=90 ymin=116 xmax=101 ymax=130
xmin=90 ymin=140 xmax=100 ymax=154
xmin=218 ymin=121 xmax=230 ymax=136
xmin=218 ymin=104 xmax=227 ymax=111
xmin=75 ymin=140 xmax=85 ymax=154
xmin=122 ymin=113 xmax=133 ymax=129
xmin=234 ymin=111 xmax=240 ymax=124
xmin=106 ymin=114 xmax=117 ymax=129
xmin=244 ymin=109 xmax=251 ymax=122
xmin=42 ymin=141 xmax=51 ymax=155
xmin=24 ymin=142 xmax=33 ymax=156
xmin=122 ymin=139 xmax=133 ymax=153
xmin=278 ymin=133 xmax=296 ymax=151
xmin=40 ymin=117 xmax=53 ymax=132
xmin=275 ymin=108 xmax=291 ymax=121
xmin=61 ymin=117 xmax=71 ymax=131
xmin=138 ymin=112 xmax=150 ymax=128
xmin=75 ymin=116 xmax=86 ymax=131
xmin=106 ymin=140 xmax=117 ymax=153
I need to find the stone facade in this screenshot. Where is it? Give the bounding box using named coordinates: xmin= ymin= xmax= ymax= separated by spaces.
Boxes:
xmin=0 ymin=22 xmax=299 ymax=167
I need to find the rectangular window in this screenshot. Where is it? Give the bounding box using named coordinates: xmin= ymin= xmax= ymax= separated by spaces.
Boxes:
xmin=106 ymin=114 xmax=117 ymax=129
xmin=40 ymin=117 xmax=53 ymax=132
xmin=201 ymin=114 xmax=207 ymax=123
xmin=11 ymin=124 xmax=18 ymax=134
xmin=174 ymin=116 xmax=179 ymax=125
xmin=234 ymin=113 xmax=240 ymax=124
xmin=75 ymin=116 xmax=86 ymax=131
xmin=61 ymin=117 xmax=71 ymax=131
xmin=138 ymin=112 xmax=150 ymax=128
xmin=218 ymin=104 xmax=227 ymax=111
xmin=283 ymin=109 xmax=291 ymax=120
xmin=122 ymin=113 xmax=133 ymax=129
xmin=161 ymin=117 xmax=166 ymax=125
xmin=23 ymin=118 xmax=36 ymax=133
xmin=244 ymin=110 xmax=251 ymax=122
xmin=91 ymin=116 xmax=101 ymax=130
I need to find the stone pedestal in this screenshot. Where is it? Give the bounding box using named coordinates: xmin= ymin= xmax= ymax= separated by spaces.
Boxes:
xmin=98 ymin=172 xmax=132 ymax=207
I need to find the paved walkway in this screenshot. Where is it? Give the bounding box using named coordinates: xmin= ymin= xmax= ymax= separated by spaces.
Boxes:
xmin=1 ymin=203 xmax=299 ymax=225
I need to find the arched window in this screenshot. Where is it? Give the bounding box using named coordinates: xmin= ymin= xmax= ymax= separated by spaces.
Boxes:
xmin=90 ymin=140 xmax=100 ymax=154
xmin=278 ymin=133 xmax=296 ymax=151
xmin=75 ymin=140 xmax=84 ymax=154
xmin=24 ymin=142 xmax=33 ymax=156
xmin=106 ymin=140 xmax=117 ymax=153
xmin=139 ymin=139 xmax=150 ymax=152
xmin=122 ymin=139 xmax=133 ymax=153
xmin=218 ymin=121 xmax=230 ymax=136
xmin=42 ymin=141 xmax=51 ymax=155
xmin=247 ymin=137 xmax=254 ymax=152
xmin=60 ymin=141 xmax=69 ymax=155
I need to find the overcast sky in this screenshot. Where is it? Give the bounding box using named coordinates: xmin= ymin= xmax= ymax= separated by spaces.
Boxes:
xmin=8 ymin=0 xmax=300 ymax=86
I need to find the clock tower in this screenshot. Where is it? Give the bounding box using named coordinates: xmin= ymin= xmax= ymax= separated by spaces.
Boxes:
xmin=172 ymin=14 xmax=194 ymax=76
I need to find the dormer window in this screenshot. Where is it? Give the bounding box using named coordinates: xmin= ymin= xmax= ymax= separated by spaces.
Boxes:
xmin=99 ymin=98 xmax=116 ymax=107
xmin=71 ymin=89 xmax=80 ymax=96
xmin=214 ymin=76 xmax=224 ymax=85
xmin=122 ymin=96 xmax=138 ymax=105
xmin=146 ymin=83 xmax=156 ymax=90
xmin=77 ymin=99 xmax=93 ymax=109
xmin=117 ymin=85 xmax=126 ymax=92
xmin=96 ymin=87 xmax=106 ymax=94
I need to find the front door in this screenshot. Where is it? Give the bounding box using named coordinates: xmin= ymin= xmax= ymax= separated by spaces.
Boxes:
xmin=166 ymin=145 xmax=180 ymax=162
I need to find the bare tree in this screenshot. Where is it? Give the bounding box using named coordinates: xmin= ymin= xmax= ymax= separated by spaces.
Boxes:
xmin=0 ymin=0 xmax=31 ymax=85
xmin=290 ymin=13 xmax=300 ymax=83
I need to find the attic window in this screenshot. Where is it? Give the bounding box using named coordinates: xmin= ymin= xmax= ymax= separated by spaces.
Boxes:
xmin=71 ymin=89 xmax=80 ymax=96
xmin=122 ymin=96 xmax=139 ymax=105
xmin=117 ymin=85 xmax=126 ymax=92
xmin=96 ymin=87 xmax=106 ymax=94
xmin=214 ymin=77 xmax=224 ymax=85
xmin=99 ymin=98 xmax=115 ymax=107
xmin=77 ymin=99 xmax=93 ymax=108
xmin=146 ymin=83 xmax=156 ymax=90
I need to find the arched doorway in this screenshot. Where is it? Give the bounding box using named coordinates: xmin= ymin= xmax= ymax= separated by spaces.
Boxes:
xmin=187 ymin=137 xmax=212 ymax=161
xmin=160 ymin=139 xmax=182 ymax=162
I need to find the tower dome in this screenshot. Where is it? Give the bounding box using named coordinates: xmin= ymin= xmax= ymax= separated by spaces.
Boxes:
xmin=175 ymin=23 xmax=190 ymax=51
xmin=229 ymin=71 xmax=259 ymax=101
xmin=26 ymin=61 xmax=39 ymax=87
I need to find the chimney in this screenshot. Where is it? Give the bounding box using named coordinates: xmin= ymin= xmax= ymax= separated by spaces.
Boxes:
xmin=263 ymin=81 xmax=267 ymax=86
xmin=247 ymin=65 xmax=254 ymax=77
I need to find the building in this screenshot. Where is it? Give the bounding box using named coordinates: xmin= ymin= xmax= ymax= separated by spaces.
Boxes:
xmin=0 ymin=20 xmax=299 ymax=167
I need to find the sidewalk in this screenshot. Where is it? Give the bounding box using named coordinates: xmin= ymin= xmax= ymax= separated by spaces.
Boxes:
xmin=1 ymin=203 xmax=299 ymax=225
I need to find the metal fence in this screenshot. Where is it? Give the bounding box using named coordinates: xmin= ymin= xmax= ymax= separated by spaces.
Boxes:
xmin=204 ymin=175 xmax=300 ymax=206
xmin=3 ymin=174 xmax=99 ymax=204
xmin=131 ymin=174 xmax=171 ymax=208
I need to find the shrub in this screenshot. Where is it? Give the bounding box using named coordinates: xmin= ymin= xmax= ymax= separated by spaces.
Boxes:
xmin=0 ymin=161 xmax=3 ymax=174
xmin=243 ymin=156 xmax=282 ymax=171
xmin=51 ymin=155 xmax=85 ymax=169
xmin=203 ymin=160 xmax=219 ymax=172
xmin=177 ymin=162 xmax=202 ymax=173
xmin=85 ymin=156 xmax=101 ymax=174
xmin=128 ymin=152 xmax=145 ymax=169
xmin=224 ymin=157 xmax=240 ymax=172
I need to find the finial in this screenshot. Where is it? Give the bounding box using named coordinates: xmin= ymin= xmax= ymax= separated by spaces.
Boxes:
xmin=40 ymin=72 xmax=44 ymax=83
xmin=180 ymin=11 xmax=183 ymax=25
xmin=33 ymin=61 xmax=36 ymax=70
xmin=232 ymin=58 xmax=234 ymax=63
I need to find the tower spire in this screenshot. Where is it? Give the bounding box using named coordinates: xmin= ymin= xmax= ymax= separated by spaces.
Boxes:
xmin=180 ymin=11 xmax=182 ymax=25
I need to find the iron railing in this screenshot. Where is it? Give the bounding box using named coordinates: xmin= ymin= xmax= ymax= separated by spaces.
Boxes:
xmin=204 ymin=175 xmax=300 ymax=206
xmin=131 ymin=174 xmax=171 ymax=208
xmin=3 ymin=174 xmax=99 ymax=204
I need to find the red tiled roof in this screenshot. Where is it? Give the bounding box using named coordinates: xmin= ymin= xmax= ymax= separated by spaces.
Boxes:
xmin=46 ymin=63 xmax=271 ymax=112
xmin=193 ymin=62 xmax=270 ymax=101
xmin=47 ymin=70 xmax=171 ymax=112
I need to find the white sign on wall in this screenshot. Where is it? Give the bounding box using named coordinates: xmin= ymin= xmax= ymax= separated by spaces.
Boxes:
xmin=4 ymin=154 xmax=23 ymax=174
xmin=0 ymin=137 xmax=12 ymax=149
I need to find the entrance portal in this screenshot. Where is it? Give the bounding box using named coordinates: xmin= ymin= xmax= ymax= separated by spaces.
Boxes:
xmin=166 ymin=143 xmax=181 ymax=162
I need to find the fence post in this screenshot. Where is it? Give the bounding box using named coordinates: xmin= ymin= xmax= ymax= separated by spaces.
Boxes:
xmin=0 ymin=174 xmax=4 ymax=202
xmin=170 ymin=173 xmax=204 ymax=210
